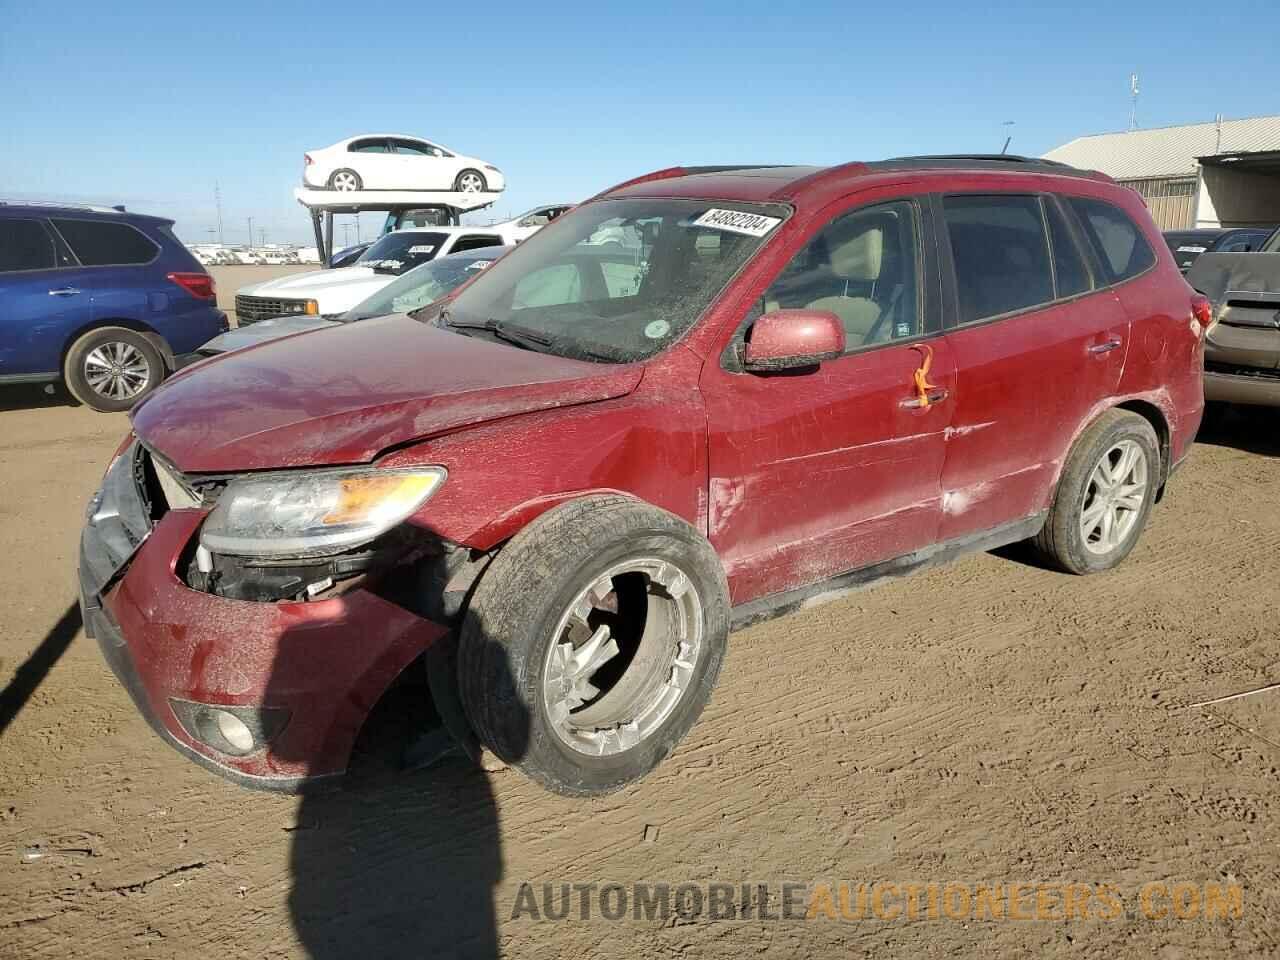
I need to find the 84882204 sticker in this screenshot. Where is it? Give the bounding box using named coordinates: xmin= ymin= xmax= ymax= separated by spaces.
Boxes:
xmin=691 ymin=208 xmax=782 ymax=238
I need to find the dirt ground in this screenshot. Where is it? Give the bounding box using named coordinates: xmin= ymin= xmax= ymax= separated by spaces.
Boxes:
xmin=1 ymin=390 xmax=1278 ymax=959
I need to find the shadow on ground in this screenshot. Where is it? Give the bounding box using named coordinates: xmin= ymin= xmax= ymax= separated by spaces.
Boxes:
xmin=0 ymin=383 xmax=79 ymax=413
xmin=0 ymin=602 xmax=82 ymax=736
xmin=1194 ymin=402 xmax=1280 ymax=458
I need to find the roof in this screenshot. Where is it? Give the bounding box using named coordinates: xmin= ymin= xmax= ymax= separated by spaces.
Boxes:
xmin=1043 ymin=115 xmax=1280 ymax=180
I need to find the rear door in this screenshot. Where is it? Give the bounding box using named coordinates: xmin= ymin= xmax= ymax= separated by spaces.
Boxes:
xmin=935 ymin=192 xmax=1128 ymax=542
xmin=390 ymin=138 xmax=448 ymax=190
xmin=0 ymin=216 xmax=96 ymax=377
xmin=347 ymin=137 xmax=396 ymax=188
xmin=700 ymin=191 xmax=955 ymax=605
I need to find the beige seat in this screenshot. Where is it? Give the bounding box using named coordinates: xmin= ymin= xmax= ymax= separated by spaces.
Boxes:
xmin=806 ymin=227 xmax=883 ymax=346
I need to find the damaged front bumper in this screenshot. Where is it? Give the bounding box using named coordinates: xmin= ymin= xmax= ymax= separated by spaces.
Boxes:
xmin=79 ymin=440 xmax=448 ymax=791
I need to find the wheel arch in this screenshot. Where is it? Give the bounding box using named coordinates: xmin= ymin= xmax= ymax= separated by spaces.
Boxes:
xmin=61 ymin=317 xmax=173 ymax=377
xmin=1113 ymin=398 xmax=1172 ymax=499
xmin=461 ymin=487 xmax=643 ymax=552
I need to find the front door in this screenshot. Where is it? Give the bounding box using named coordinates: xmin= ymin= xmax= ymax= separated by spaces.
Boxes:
xmin=701 ymin=195 xmax=955 ymax=605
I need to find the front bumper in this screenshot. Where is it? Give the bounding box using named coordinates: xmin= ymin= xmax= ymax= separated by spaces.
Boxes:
xmin=79 ymin=442 xmax=447 ymax=790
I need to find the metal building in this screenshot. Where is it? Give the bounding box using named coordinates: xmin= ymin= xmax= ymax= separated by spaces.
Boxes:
xmin=1043 ymin=115 xmax=1280 ymax=230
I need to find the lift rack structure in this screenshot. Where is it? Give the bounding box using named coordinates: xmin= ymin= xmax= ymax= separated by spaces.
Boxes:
xmin=293 ymin=186 xmax=499 ymax=266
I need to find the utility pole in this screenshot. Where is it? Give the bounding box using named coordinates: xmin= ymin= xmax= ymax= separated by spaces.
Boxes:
xmin=1128 ymin=73 xmax=1140 ymax=132
xmin=247 ymin=216 xmax=254 ymax=248
xmin=1001 ymin=121 xmax=1015 ymax=155
xmin=259 ymin=228 xmax=266 ymax=247
xmin=214 ymin=181 xmax=224 ymax=245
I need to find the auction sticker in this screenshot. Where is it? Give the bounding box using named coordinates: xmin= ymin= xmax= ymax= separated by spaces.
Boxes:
xmin=409 ymin=245 xmax=436 ymax=254
xmin=692 ymin=208 xmax=782 ymax=237
xmin=467 ymin=260 xmax=493 ymax=270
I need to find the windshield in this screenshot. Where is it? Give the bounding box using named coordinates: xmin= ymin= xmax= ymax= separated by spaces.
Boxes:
xmin=355 ymin=231 xmax=449 ymax=274
xmin=443 ymin=198 xmax=789 ymax=363
xmin=346 ymin=252 xmax=501 ymax=320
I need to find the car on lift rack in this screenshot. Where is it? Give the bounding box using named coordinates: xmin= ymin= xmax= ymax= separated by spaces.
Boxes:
xmin=0 ymin=200 xmax=226 ymax=411
xmin=80 ymin=156 xmax=1205 ymax=797
xmin=303 ymin=134 xmax=505 ymax=194
xmin=234 ymin=225 xmax=505 ymax=325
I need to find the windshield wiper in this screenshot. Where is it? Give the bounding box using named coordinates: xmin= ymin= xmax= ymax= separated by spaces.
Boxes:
xmin=443 ymin=315 xmax=553 ymax=351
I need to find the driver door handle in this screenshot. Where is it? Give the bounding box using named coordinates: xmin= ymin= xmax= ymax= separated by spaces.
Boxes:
xmin=49 ymin=287 xmax=81 ymax=296
xmin=1088 ymin=337 xmax=1122 ymax=355
xmin=900 ymin=388 xmax=949 ymax=409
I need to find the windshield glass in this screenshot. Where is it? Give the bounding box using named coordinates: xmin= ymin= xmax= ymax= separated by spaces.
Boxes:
xmin=443 ymin=198 xmax=789 ymax=362
xmin=347 ymin=252 xmax=501 ymax=320
xmin=356 ymin=231 xmax=449 ymax=274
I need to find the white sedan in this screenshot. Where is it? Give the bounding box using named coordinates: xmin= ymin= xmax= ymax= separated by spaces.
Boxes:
xmin=303 ymin=134 xmax=505 ymax=194
xmin=492 ymin=203 xmax=575 ymax=244
xmin=234 ymin=226 xmax=504 ymax=324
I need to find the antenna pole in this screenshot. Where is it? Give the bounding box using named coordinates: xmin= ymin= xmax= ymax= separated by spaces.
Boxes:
xmin=1129 ymin=73 xmax=1140 ymax=131
xmin=214 ymin=181 xmax=224 ymax=245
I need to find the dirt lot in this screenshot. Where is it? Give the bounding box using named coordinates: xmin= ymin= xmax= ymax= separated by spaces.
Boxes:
xmin=1 ymin=392 xmax=1278 ymax=959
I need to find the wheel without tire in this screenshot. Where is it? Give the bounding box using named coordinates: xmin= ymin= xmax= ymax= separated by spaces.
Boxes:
xmin=457 ymin=495 xmax=729 ymax=796
xmin=63 ymin=327 xmax=165 ymax=412
xmin=328 ymin=168 xmax=362 ymax=191
xmin=1032 ymin=409 xmax=1160 ymax=574
xmin=454 ymin=169 xmax=487 ymax=193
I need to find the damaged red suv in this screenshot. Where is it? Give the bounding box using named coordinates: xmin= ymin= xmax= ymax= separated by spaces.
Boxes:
xmin=79 ymin=157 xmax=1206 ymax=795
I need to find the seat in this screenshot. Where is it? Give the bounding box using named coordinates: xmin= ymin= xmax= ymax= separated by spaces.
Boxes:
xmin=805 ymin=226 xmax=884 ymax=346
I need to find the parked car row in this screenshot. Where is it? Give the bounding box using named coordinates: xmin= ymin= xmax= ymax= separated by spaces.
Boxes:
xmin=77 ymin=155 xmax=1210 ymax=799
xmin=1162 ymin=225 xmax=1276 ymax=272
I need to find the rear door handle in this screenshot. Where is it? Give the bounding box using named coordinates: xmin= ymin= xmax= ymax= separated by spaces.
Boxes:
xmin=1088 ymin=337 xmax=1122 ymax=355
xmin=48 ymin=287 xmax=81 ymax=297
xmin=900 ymin=388 xmax=949 ymax=409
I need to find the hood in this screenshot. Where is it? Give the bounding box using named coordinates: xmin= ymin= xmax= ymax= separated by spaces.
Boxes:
xmin=201 ymin=316 xmax=344 ymax=355
xmin=131 ymin=314 xmax=643 ymax=473
xmin=239 ymin=265 xmax=394 ymax=310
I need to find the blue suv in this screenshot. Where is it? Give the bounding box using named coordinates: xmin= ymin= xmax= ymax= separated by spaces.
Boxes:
xmin=0 ymin=202 xmax=228 ymax=411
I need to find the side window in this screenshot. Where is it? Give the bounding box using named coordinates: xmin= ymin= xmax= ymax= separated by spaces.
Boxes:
xmin=1045 ymin=199 xmax=1093 ymax=298
xmin=50 ymin=219 xmax=158 ymax=266
xmin=518 ymin=212 xmax=551 ymax=228
xmin=0 ymin=219 xmax=57 ymax=272
xmin=393 ymin=139 xmax=437 ymax=157
xmin=451 ymin=235 xmax=502 ymax=254
xmin=760 ymin=199 xmax=921 ymax=351
xmin=943 ymin=195 xmax=1053 ymax=324
xmin=350 ymin=138 xmax=390 ymax=154
xmin=1067 ymin=197 xmax=1156 ymax=283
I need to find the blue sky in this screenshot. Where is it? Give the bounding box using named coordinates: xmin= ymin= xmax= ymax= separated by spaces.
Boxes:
xmin=3 ymin=0 xmax=1278 ymax=245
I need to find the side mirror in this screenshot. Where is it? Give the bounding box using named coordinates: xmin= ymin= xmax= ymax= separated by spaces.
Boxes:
xmin=742 ymin=310 xmax=845 ymax=372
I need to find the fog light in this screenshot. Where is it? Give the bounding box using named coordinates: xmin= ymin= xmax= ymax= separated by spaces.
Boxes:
xmin=168 ymin=699 xmax=289 ymax=757
xmin=214 ymin=710 xmax=255 ymax=753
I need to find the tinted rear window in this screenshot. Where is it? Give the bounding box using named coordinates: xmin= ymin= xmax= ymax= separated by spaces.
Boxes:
xmin=52 ymin=219 xmax=158 ymax=266
xmin=943 ymin=195 xmax=1054 ymax=324
xmin=1067 ymin=198 xmax=1155 ymax=283
xmin=0 ymin=218 xmax=57 ymax=272
xmin=1045 ymin=199 xmax=1092 ymax=298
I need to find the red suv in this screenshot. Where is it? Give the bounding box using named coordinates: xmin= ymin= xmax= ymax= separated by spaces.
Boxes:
xmin=79 ymin=156 xmax=1207 ymax=795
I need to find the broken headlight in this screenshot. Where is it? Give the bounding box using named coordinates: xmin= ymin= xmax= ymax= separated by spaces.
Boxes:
xmin=199 ymin=467 xmax=446 ymax=559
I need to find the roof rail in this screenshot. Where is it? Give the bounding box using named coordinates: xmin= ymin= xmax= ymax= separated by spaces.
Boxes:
xmin=885 ymin=154 xmax=1069 ymax=166
xmin=0 ymin=198 xmax=126 ymax=214
xmin=588 ymin=164 xmax=793 ymax=201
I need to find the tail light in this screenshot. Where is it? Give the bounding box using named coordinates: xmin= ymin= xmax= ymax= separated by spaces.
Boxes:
xmin=304 ymin=153 xmax=313 ymax=166
xmin=1191 ymin=293 xmax=1214 ymax=330
xmin=168 ymin=271 xmax=216 ymax=300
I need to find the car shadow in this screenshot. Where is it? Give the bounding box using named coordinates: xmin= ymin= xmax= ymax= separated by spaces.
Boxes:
xmin=0 ymin=602 xmax=82 ymax=736
xmin=1194 ymin=402 xmax=1280 ymax=457
xmin=272 ymin=616 xmax=529 ymax=960
xmin=0 ymin=383 xmax=79 ymax=413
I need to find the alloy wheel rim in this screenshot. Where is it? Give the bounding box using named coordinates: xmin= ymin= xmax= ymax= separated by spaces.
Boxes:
xmin=1079 ymin=439 xmax=1148 ymax=554
xmin=84 ymin=342 xmax=150 ymax=401
xmin=458 ymin=174 xmax=482 ymax=193
xmin=333 ymin=172 xmax=358 ymax=191
xmin=541 ymin=558 xmax=702 ymax=757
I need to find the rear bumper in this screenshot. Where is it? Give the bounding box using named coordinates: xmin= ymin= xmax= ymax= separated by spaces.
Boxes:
xmin=79 ymin=444 xmax=447 ymax=791
xmin=1204 ymin=370 xmax=1280 ymax=407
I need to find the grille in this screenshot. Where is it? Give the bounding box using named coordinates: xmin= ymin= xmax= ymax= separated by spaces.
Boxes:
xmin=235 ymin=295 xmax=309 ymax=326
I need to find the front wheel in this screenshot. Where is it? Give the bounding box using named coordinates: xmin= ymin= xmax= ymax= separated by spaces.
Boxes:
xmin=1031 ymin=409 xmax=1161 ymax=574
xmin=454 ymin=169 xmax=487 ymax=193
xmin=457 ymin=496 xmax=729 ymax=796
xmin=63 ymin=327 xmax=165 ymax=412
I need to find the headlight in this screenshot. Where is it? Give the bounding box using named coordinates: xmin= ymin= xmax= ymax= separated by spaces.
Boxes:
xmin=199 ymin=467 xmax=446 ymax=558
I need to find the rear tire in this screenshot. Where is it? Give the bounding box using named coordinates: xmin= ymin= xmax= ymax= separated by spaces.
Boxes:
xmin=1032 ymin=409 xmax=1160 ymax=574
xmin=457 ymin=495 xmax=729 ymax=796
xmin=328 ymin=169 xmax=362 ymax=192
xmin=63 ymin=327 xmax=165 ymax=413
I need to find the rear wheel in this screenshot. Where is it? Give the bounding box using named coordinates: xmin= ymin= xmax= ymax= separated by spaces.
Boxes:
xmin=328 ymin=169 xmax=362 ymax=192
xmin=454 ymin=169 xmax=487 ymax=193
xmin=63 ymin=327 xmax=165 ymax=412
xmin=457 ymin=496 xmax=729 ymax=796
xmin=1032 ymin=409 xmax=1160 ymax=574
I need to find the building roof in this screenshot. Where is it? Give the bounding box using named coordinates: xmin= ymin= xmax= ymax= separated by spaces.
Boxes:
xmin=1043 ymin=115 xmax=1280 ymax=180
